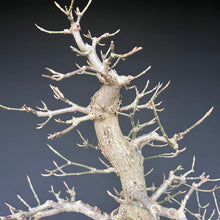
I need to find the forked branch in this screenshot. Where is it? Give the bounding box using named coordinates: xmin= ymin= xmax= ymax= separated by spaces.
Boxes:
xmin=122 ymin=79 xmax=213 ymax=159
xmin=0 ymin=99 xmax=89 ymax=132
xmin=134 ymin=106 xmax=213 ymax=160
xmin=42 ymin=144 xmax=114 ymax=176
xmin=48 ymin=113 xmax=94 ymax=139
xmin=43 ymin=66 xmax=97 ymax=81
xmin=0 ymin=181 xmax=110 ymax=220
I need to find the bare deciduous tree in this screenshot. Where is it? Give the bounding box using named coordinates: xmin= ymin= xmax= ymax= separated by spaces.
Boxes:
xmin=0 ymin=1 xmax=219 ymax=219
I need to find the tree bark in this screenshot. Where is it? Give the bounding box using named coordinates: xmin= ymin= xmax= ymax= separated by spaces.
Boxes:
xmin=92 ymin=84 xmax=156 ymax=219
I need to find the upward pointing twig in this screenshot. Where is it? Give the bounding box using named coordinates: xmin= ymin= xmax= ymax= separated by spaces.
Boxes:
xmin=152 ymin=100 xmax=176 ymax=148
xmin=54 ymin=2 xmax=67 ymax=15
xmin=42 ymin=144 xmax=114 ymax=177
xmin=17 ymin=194 xmax=31 ymax=209
xmin=133 ymin=66 xmax=151 ymax=79
xmin=179 ymin=107 xmax=214 ymax=137
xmin=81 ymin=0 xmax=93 ymax=16
xmin=69 ymin=0 xmax=75 ymax=13
xmin=27 ymin=175 xmax=41 ymax=206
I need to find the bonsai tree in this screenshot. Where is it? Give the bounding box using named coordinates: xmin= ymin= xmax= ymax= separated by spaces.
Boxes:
xmin=0 ymin=1 xmax=219 ymax=219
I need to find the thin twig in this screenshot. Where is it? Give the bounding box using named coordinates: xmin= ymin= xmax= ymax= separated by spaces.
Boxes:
xmin=77 ymin=130 xmax=98 ymax=150
xmin=43 ymin=66 xmax=97 ymax=81
xmin=151 ymin=100 xmax=177 ymax=150
xmin=35 ymin=24 xmax=71 ymax=34
xmin=27 ymin=176 xmax=41 ymax=206
xmin=176 ymin=107 xmax=214 ymax=140
xmin=110 ymin=46 xmax=142 ymax=69
xmin=94 ymin=29 xmax=120 ymax=47
xmin=4 ymin=203 xmax=17 ymax=215
xmin=144 ymin=168 xmax=154 ymax=177
xmin=133 ymin=66 xmax=151 ymax=79
xmin=17 ymin=194 xmax=31 ymax=210
xmin=54 ymin=2 xmax=68 ymax=15
xmin=144 ymin=148 xmax=186 ymax=160
xmin=48 ymin=113 xmax=94 ymax=139
xmin=0 ymin=101 xmax=89 ymax=130
xmin=81 ymin=0 xmax=93 ymax=16
xmin=42 ymin=144 xmax=114 ymax=177
xmin=212 ymin=190 xmax=220 ymax=218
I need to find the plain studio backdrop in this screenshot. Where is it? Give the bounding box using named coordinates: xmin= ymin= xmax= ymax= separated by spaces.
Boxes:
xmin=0 ymin=0 xmax=219 ymax=219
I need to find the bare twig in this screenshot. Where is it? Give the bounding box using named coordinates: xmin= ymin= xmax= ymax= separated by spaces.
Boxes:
xmin=42 ymin=144 xmax=114 ymax=177
xmin=27 ymin=175 xmax=41 ymax=206
xmin=0 ymin=101 xmax=89 ymax=130
xmin=81 ymin=0 xmax=93 ymax=16
xmin=127 ymin=118 xmax=156 ymax=139
xmin=49 ymin=85 xmax=75 ymax=106
xmin=144 ymin=148 xmax=186 ymax=160
xmin=144 ymin=168 xmax=154 ymax=177
xmin=63 ymin=181 xmax=76 ymax=201
xmin=212 ymin=190 xmax=220 ymax=218
xmin=135 ymin=106 xmax=214 ymax=156
xmin=77 ymin=130 xmax=98 ymax=150
xmin=119 ymin=80 xmax=159 ymax=112
xmin=133 ymin=66 xmax=151 ymax=79
xmin=102 ymin=41 xmax=114 ymax=61
xmin=178 ymin=176 xmax=209 ymax=213
xmin=35 ymin=24 xmax=71 ymax=34
xmin=92 ymin=29 xmax=120 ymax=47
xmin=151 ymin=100 xmax=178 ymax=150
xmin=172 ymin=107 xmax=214 ymax=142
xmin=54 ymin=2 xmax=68 ymax=15
xmin=208 ymin=209 xmax=216 ymax=219
xmin=43 ymin=66 xmax=97 ymax=81
xmin=17 ymin=194 xmax=31 ymax=210
xmin=109 ymin=46 xmax=142 ymax=70
xmin=48 ymin=113 xmax=94 ymax=139
xmin=4 ymin=203 xmax=17 ymax=215
xmin=151 ymin=158 xmax=196 ymax=203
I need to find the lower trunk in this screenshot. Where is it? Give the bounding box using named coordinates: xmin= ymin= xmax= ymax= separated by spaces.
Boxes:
xmin=91 ymin=84 xmax=157 ymax=219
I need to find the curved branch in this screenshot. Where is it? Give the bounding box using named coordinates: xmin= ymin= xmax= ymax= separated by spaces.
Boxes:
xmin=91 ymin=29 xmax=120 ymax=48
xmin=35 ymin=24 xmax=71 ymax=34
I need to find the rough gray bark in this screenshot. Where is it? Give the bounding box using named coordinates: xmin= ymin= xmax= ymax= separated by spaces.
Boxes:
xmin=92 ymin=83 xmax=154 ymax=219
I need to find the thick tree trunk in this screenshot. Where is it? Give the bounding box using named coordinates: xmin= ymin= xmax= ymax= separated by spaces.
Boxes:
xmin=92 ymin=84 xmax=156 ymax=219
